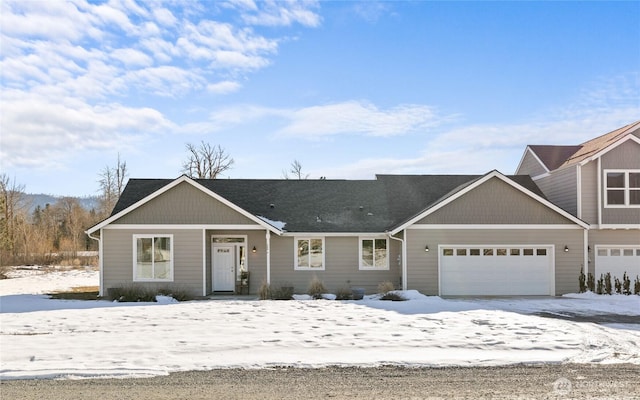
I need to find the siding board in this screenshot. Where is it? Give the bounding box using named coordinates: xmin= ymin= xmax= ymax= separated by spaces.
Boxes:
xmin=517 ymin=150 xmax=548 ymax=177
xmin=534 ymin=166 xmax=578 ymax=216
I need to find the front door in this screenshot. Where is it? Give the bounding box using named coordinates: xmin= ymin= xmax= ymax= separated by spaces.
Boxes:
xmin=213 ymin=245 xmax=235 ymax=291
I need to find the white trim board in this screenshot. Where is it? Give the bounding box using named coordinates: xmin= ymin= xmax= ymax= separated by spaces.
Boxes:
xmin=87 ymin=175 xmax=283 ymax=235
xmin=408 ymin=224 xmax=585 ymax=230
xmin=103 ymin=224 xmax=269 ymax=230
xmin=390 ymin=170 xmax=589 ymax=235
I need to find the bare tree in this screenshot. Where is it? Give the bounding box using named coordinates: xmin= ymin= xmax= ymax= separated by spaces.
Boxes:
xmin=98 ymin=154 xmax=128 ymax=217
xmin=182 ymin=142 xmax=234 ymax=179
xmin=0 ymin=174 xmax=27 ymax=266
xmin=282 ymin=159 xmax=309 ymax=180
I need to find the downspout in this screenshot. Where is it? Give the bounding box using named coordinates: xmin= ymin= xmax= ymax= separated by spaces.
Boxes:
xmin=266 ymin=230 xmax=271 ymax=284
xmin=388 ymin=231 xmax=407 ymax=291
xmin=86 ymin=229 xmax=103 ymax=297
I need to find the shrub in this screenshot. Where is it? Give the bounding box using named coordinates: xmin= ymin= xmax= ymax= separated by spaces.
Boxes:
xmin=108 ymin=284 xmax=156 ymax=302
xmin=307 ymin=275 xmax=327 ymax=299
xmin=634 ymin=276 xmax=640 ymax=296
xmin=380 ymin=291 xmax=406 ymax=301
xmin=622 ymin=272 xmax=631 ymax=295
xmin=270 ymin=283 xmax=294 ymax=300
xmin=614 ymin=277 xmax=622 ymax=294
xmin=335 ymin=287 xmax=353 ymax=300
xmin=157 ymin=286 xmax=193 ymax=302
xmin=587 ymin=273 xmax=595 ymax=292
xmin=377 ymin=281 xmax=395 ymax=294
xmin=596 ymin=274 xmax=604 ymax=295
xmin=578 ymin=269 xmax=587 ymax=293
xmin=258 ymin=281 xmax=271 ymax=300
xmin=0 ymin=265 xmax=10 ymax=280
xmin=604 ymin=272 xmax=612 ymax=295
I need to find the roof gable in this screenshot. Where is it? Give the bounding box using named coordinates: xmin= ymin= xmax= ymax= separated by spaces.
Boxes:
xmin=389 ymin=170 xmax=588 ymax=234
xmin=528 ymin=145 xmax=582 ymax=171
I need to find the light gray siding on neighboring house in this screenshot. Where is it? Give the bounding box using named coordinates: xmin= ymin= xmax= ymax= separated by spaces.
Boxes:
xmin=114 ymin=182 xmax=256 ymax=225
xmin=102 ymin=228 xmax=204 ymax=296
xmin=417 ymin=177 xmax=574 ymax=225
xmin=517 ymin=150 xmax=548 ymax=177
xmin=268 ymin=235 xmax=401 ymax=294
xmin=600 ymin=140 xmax=640 ymax=225
xmin=580 ymin=162 xmax=598 ymax=224
xmin=534 ymin=166 xmax=578 ymax=216
xmin=406 ymin=229 xmax=585 ymax=296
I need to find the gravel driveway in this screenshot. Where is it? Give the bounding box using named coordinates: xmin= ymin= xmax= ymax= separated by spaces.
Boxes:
xmin=2 ymin=364 xmax=639 ymax=400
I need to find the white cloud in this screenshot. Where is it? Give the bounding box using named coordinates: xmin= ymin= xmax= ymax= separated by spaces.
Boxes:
xmin=278 ymin=101 xmax=449 ymax=139
xmin=207 ymin=80 xmax=242 ymax=94
xmin=0 ymin=91 xmax=173 ymax=170
xmin=234 ymin=0 xmax=321 ymax=27
xmin=110 ymin=48 xmax=153 ymax=67
xmin=152 ymin=7 xmax=177 ymax=27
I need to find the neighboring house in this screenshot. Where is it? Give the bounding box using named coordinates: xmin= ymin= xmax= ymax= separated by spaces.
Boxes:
xmin=516 ymin=120 xmax=640 ymax=284
xmin=87 ymin=170 xmax=588 ymax=297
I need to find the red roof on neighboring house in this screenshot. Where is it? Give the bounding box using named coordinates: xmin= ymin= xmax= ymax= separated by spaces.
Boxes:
xmin=528 ymin=120 xmax=640 ymax=171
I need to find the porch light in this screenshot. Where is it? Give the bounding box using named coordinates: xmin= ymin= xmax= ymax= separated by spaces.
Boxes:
xmin=425 ymin=245 xmax=429 ymax=252
xmin=564 ymin=245 xmax=569 ymax=252
xmin=252 ymin=246 xmax=257 ymax=253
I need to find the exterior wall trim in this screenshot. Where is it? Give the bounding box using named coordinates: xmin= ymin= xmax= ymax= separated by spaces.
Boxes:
xmin=598 ymin=225 xmax=640 ymax=230
xmin=390 ymin=170 xmax=589 ymax=235
xmin=87 ymin=175 xmax=282 ymax=235
xmin=408 ymin=224 xmax=585 ymax=230
xmin=104 ymin=224 xmax=267 ymax=230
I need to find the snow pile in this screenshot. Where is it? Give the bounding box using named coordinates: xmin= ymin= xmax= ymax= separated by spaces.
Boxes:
xmin=1 ymin=267 xmax=639 ymax=380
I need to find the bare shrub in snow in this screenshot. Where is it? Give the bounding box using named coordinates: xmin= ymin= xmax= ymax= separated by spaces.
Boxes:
xmin=307 ymin=275 xmax=327 ymax=299
xmin=377 ymin=281 xmax=395 ymax=294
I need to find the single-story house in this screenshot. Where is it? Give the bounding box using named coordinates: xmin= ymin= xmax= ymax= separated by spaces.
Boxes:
xmin=87 ymin=169 xmax=589 ymax=297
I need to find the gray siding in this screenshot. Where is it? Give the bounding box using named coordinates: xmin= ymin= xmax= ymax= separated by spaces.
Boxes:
xmin=516 ymin=150 xmax=548 ymax=176
xmin=580 ymin=162 xmax=598 ymax=224
xmin=102 ymin=228 xmax=204 ymax=297
xmin=269 ymin=235 xmax=401 ymax=294
xmin=417 ymin=177 xmax=574 ymax=225
xmin=600 ymin=140 xmax=640 ymax=225
xmin=588 ymin=229 xmax=640 ymax=277
xmin=114 ymin=182 xmax=256 ymax=225
xmin=406 ymin=228 xmax=585 ymax=296
xmin=534 ymin=166 xmax=578 ymax=216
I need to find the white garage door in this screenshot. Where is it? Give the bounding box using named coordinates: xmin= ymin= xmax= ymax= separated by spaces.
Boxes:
xmin=595 ymin=246 xmax=640 ymax=282
xmin=440 ymin=245 xmax=554 ymax=296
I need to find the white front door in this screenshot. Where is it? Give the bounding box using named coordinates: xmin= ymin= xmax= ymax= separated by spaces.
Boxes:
xmin=213 ymin=245 xmax=235 ymax=291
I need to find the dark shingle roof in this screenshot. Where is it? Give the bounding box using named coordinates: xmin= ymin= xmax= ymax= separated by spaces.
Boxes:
xmin=111 ymin=174 xmax=545 ymax=233
xmin=528 ymin=145 xmax=583 ymax=170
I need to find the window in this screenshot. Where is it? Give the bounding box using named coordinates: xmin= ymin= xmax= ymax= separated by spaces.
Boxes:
xmin=133 ymin=235 xmax=173 ymax=281
xmin=510 ymin=249 xmax=520 ymax=256
xmin=605 ymin=170 xmax=640 ymax=207
xmin=470 ymin=249 xmax=481 ymax=256
xmin=443 ymin=248 xmax=454 ymax=256
xmin=536 ymin=248 xmax=547 ymax=256
xmin=360 ymin=238 xmax=389 ymax=270
xmin=456 ymin=248 xmax=467 ymax=256
xmin=295 ymin=238 xmax=324 ymax=270
xmin=497 ymin=248 xmax=507 ymax=256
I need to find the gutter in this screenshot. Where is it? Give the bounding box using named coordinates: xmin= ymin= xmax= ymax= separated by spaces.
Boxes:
xmin=86 ymin=230 xmax=103 ymax=297
xmin=387 ymin=231 xmax=407 ymax=291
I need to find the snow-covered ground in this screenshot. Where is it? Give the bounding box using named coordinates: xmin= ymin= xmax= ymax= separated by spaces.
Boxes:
xmin=1 ymin=267 xmax=639 ymax=380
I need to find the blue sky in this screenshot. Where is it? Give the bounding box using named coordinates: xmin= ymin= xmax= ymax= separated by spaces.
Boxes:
xmin=1 ymin=0 xmax=639 ymax=197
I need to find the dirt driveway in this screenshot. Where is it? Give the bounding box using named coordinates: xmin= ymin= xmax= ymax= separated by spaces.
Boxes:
xmin=2 ymin=364 xmax=639 ymax=400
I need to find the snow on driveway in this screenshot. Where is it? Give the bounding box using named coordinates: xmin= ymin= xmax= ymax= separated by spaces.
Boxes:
xmin=1 ymin=267 xmax=639 ymax=380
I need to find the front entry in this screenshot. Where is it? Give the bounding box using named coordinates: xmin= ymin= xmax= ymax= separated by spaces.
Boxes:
xmin=212 ymin=236 xmax=247 ymax=293
xmin=213 ymin=245 xmax=235 ymax=291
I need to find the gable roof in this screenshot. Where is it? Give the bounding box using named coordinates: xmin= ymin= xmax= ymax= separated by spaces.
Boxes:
xmin=526 ymin=120 xmax=640 ymax=172
xmin=88 ymin=171 xmax=573 ymax=235
xmin=389 ymin=170 xmax=588 ymax=234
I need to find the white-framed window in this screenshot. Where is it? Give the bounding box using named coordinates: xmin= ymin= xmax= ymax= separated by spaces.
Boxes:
xmin=359 ymin=237 xmax=389 ymax=270
xmin=295 ymin=238 xmax=325 ymax=270
xmin=604 ymin=170 xmax=640 ymax=207
xmin=133 ymin=234 xmax=173 ymax=281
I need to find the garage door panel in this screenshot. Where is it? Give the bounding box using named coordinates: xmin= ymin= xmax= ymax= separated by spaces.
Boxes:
xmin=440 ymin=245 xmax=553 ymax=296
xmin=595 ymin=246 xmax=640 ymax=282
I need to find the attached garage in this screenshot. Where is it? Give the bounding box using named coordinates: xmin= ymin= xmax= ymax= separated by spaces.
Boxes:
xmin=439 ymin=245 xmax=554 ymax=296
xmin=595 ymin=246 xmax=640 ymax=282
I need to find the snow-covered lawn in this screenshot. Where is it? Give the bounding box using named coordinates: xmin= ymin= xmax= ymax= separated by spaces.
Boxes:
xmin=1 ymin=267 xmax=639 ymax=380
